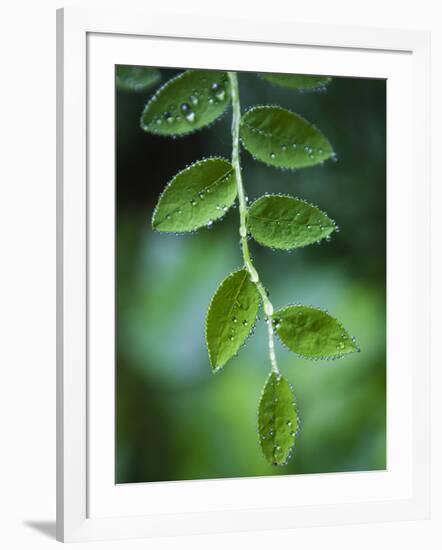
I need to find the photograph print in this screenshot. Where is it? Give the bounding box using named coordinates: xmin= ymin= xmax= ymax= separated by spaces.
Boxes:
xmin=115 ymin=65 xmax=386 ymax=484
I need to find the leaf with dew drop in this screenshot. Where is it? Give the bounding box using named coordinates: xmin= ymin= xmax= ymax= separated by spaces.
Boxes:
xmin=260 ymin=73 xmax=331 ymax=91
xmin=258 ymin=372 xmax=298 ymax=466
xmin=274 ymin=305 xmax=359 ymax=359
xmin=240 ymin=105 xmax=333 ymax=169
xmin=206 ymin=269 xmax=260 ymax=372
xmin=116 ymin=65 xmax=161 ymax=92
xmin=248 ymin=194 xmax=336 ymax=250
xmin=141 ymin=70 xmax=231 ymax=136
xmin=152 ymin=158 xmax=237 ymax=233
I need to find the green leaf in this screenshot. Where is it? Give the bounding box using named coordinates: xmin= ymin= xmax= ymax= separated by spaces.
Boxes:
xmin=141 ymin=70 xmax=231 ymax=136
xmin=260 ymin=73 xmax=331 ymax=91
xmin=248 ymin=194 xmax=336 ymax=250
xmin=206 ymin=269 xmax=260 ymax=372
xmin=116 ymin=65 xmax=161 ymax=92
xmin=240 ymin=106 xmax=333 ymax=169
xmin=274 ymin=305 xmax=359 ymax=359
xmin=152 ymin=158 xmax=237 ymax=233
xmin=258 ymin=372 xmax=298 ymax=466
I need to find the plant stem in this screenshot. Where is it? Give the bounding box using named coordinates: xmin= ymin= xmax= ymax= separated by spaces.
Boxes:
xmin=228 ymin=71 xmax=280 ymax=375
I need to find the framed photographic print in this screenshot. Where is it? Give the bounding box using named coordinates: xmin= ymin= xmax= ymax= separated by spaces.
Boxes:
xmin=56 ymin=7 xmax=431 ymax=543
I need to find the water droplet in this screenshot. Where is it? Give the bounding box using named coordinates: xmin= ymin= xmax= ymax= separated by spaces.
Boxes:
xmin=242 ymin=320 xmax=248 ymax=327
xmin=180 ymin=102 xmax=190 ymax=113
xmin=210 ymin=82 xmax=226 ymax=101
xmin=270 ymin=152 xmax=276 ymax=159
xmin=286 ymin=420 xmax=292 ymax=427
xmin=185 ymin=111 xmax=196 ymax=123
xmin=292 ymin=143 xmax=297 ymax=149
xmin=325 ymin=235 xmax=331 ymax=242
xmin=190 ymin=199 xmax=197 ymax=206
xmin=164 ymin=112 xmax=174 ymax=124
xmin=189 ymin=94 xmax=199 ymax=106
xmin=232 ymin=317 xmax=238 ymax=324
xmin=281 ymin=144 xmax=287 ymax=151
xmin=307 ymin=224 xmax=312 ymax=230
xmin=207 ymin=219 xmax=213 ymax=228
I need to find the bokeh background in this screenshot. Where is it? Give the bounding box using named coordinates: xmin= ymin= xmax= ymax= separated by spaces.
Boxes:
xmin=116 ymin=68 xmax=386 ymax=483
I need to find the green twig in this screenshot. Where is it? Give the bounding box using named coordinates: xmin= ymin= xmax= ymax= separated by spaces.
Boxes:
xmin=228 ymin=71 xmax=280 ymax=375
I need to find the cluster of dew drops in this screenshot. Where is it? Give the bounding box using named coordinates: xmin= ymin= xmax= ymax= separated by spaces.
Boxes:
xmin=244 ymin=191 xmax=341 ymax=249
xmin=269 ymin=143 xmax=329 ymax=163
xmin=151 ymin=76 xmax=228 ymax=130
xmin=213 ymin=297 xmax=258 ymax=372
xmin=241 ymin=111 xmax=339 ymax=167
xmin=160 ymin=167 xmax=235 ymax=234
xmin=229 ymin=314 xmax=251 ymax=342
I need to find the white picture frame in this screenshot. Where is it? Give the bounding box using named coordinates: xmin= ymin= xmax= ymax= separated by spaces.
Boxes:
xmin=56 ymin=6 xmax=431 ymax=543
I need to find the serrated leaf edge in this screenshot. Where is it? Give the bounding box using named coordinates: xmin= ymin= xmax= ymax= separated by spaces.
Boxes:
xmin=257 ymin=372 xmax=300 ymax=466
xmin=205 ymin=267 xmax=260 ymax=373
xmin=140 ymin=69 xmax=231 ymax=137
xmin=258 ymin=73 xmax=332 ymax=92
xmin=248 ymin=193 xmax=336 ymax=250
xmin=273 ymin=303 xmax=360 ymax=360
xmin=152 ymin=156 xmax=237 ymax=233
xmin=239 ymin=104 xmax=334 ymax=171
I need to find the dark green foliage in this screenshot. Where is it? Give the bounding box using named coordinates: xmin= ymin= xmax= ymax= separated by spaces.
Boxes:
xmin=141 ymin=70 xmax=231 ymax=136
xmin=260 ymin=73 xmax=331 ymax=91
xmin=240 ymin=106 xmax=333 ymax=169
xmin=116 ymin=65 xmax=161 ymax=92
xmin=152 ymin=158 xmax=237 ymax=233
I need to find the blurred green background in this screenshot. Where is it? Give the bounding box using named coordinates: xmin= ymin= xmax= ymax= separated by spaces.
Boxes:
xmin=116 ymin=68 xmax=386 ymax=483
